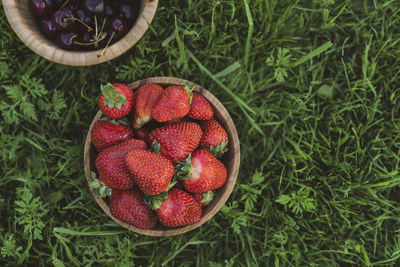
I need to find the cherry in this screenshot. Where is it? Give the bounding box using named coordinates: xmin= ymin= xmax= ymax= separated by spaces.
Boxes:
xmin=75 ymin=31 xmax=96 ymax=50
xmin=39 ymin=18 xmax=58 ymax=39
xmin=29 ymin=0 xmax=53 ymax=17
xmin=120 ymin=4 xmax=137 ymax=25
xmin=109 ymin=17 xmax=128 ymax=39
xmin=105 ymin=5 xmax=115 ymax=17
xmin=83 ymin=0 xmax=105 ymax=15
xmin=56 ymin=31 xmax=79 ymax=50
xmin=52 ymin=9 xmax=76 ymax=31
xmin=74 ymin=9 xmax=93 ymax=28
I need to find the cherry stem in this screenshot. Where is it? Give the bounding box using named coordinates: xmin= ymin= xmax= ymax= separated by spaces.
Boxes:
xmin=63 ymin=17 xmax=93 ymax=32
xmin=94 ymin=15 xmax=98 ymax=41
xmin=93 ymin=16 xmax=107 ymax=48
xmin=96 ymin=18 xmax=107 ymax=42
xmin=73 ymin=34 xmax=107 ymax=46
xmin=60 ymin=0 xmax=69 ymax=9
xmin=97 ymin=32 xmax=115 ymax=57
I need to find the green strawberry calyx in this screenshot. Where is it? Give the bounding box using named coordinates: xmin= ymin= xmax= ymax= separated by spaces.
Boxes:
xmin=100 ymin=83 xmax=127 ymax=110
xmin=143 ymin=191 xmax=168 ymax=210
xmin=89 ymin=172 xmax=112 ymax=198
xmin=200 ymin=191 xmax=215 ymax=205
xmin=183 ymin=82 xmax=196 ymax=105
xmin=174 ymin=154 xmax=193 ymax=180
xmin=150 ymin=141 xmax=161 ymax=154
xmin=207 ymin=140 xmax=229 ymax=158
xmin=98 ymin=116 xmax=130 ymax=126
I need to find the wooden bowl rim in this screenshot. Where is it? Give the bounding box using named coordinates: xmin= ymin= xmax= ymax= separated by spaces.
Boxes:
xmin=84 ymin=77 xmax=241 ymax=236
xmin=2 ymin=0 xmax=159 ymax=66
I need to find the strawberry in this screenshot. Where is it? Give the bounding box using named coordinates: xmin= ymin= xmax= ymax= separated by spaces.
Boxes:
xmin=164 ymin=117 xmax=188 ymax=125
xmin=95 ymin=139 xmax=147 ymax=189
xmin=187 ymin=92 xmax=213 ymax=120
xmin=110 ymin=188 xmax=157 ymax=229
xmin=176 ymin=149 xmax=227 ymax=193
xmin=200 ymin=119 xmax=229 ymax=157
xmin=148 ymin=121 xmax=202 ymax=163
xmin=124 ymin=149 xmax=174 ymax=195
xmin=134 ymin=121 xmax=159 ymax=144
xmin=91 ymin=119 xmax=134 ymax=152
xmin=99 ymin=83 xmax=134 ymax=119
xmin=151 ymin=85 xmax=192 ymax=122
xmin=132 ymin=83 xmax=164 ymax=129
xmin=156 ymin=188 xmax=202 ymax=227
xmin=193 ymin=191 xmax=215 ymax=207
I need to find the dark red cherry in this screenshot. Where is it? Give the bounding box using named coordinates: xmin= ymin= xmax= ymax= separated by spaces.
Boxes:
xmin=52 ymin=9 xmax=77 ymax=31
xmin=56 ymin=31 xmax=79 ymax=50
xmin=83 ymin=0 xmax=105 ymax=15
xmin=39 ymin=18 xmax=58 ymax=39
xmin=76 ymin=31 xmax=96 ymax=50
xmin=105 ymin=5 xmax=115 ymax=17
xmin=120 ymin=4 xmax=137 ymax=25
xmin=74 ymin=9 xmax=93 ymax=26
xmin=109 ymin=17 xmax=128 ymax=39
xmin=28 ymin=0 xmax=53 ymax=17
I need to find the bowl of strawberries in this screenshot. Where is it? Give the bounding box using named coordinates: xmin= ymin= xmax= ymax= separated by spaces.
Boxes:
xmin=84 ymin=77 xmax=240 ymax=236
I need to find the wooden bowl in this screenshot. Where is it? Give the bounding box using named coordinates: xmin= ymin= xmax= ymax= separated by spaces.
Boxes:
xmin=84 ymin=77 xmax=240 ymax=236
xmin=2 ymin=0 xmax=158 ymax=66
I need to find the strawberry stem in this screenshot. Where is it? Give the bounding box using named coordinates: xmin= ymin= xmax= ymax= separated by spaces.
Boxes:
xmin=207 ymin=140 xmax=229 ymax=158
xmin=184 ymin=82 xmax=196 ymax=105
xmin=89 ymin=172 xmax=112 ymax=198
xmin=174 ymin=154 xmax=193 ymax=180
xmin=150 ymin=141 xmax=161 ymax=154
xmin=100 ymin=83 xmax=127 ymax=110
xmin=143 ymin=192 xmax=168 ymax=210
xmin=200 ymin=191 xmax=215 ymax=205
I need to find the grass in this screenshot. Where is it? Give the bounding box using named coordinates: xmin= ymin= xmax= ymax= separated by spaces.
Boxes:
xmin=1 ymin=0 xmax=400 ymax=266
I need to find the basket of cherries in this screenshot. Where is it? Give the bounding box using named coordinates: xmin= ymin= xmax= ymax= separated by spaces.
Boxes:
xmin=28 ymin=0 xmax=141 ymax=52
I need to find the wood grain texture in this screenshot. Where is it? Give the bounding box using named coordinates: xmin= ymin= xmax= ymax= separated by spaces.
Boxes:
xmin=2 ymin=0 xmax=158 ymax=66
xmin=84 ymin=77 xmax=241 ymax=236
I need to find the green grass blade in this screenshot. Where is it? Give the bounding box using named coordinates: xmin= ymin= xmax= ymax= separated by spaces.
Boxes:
xmin=243 ymin=0 xmax=254 ymax=67
xmin=186 ymin=49 xmax=255 ymax=114
xmin=290 ymin=41 xmax=333 ymax=67
xmin=53 ymin=227 xmax=126 ymax=236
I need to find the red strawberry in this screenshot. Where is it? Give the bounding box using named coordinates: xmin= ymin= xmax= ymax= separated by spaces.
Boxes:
xmin=187 ymin=92 xmax=213 ymax=120
xmin=110 ymin=188 xmax=157 ymax=229
xmin=95 ymin=139 xmax=147 ymax=189
xmin=132 ymin=83 xmax=164 ymax=129
xmin=176 ymin=149 xmax=227 ymax=193
xmin=91 ymin=120 xmax=134 ymax=151
xmin=124 ymin=149 xmax=174 ymax=195
xmin=200 ymin=119 xmax=229 ymax=157
xmin=134 ymin=121 xmax=160 ymax=144
xmin=157 ymin=188 xmax=202 ymax=227
xmin=99 ymin=83 xmax=134 ymax=119
xmin=151 ymin=85 xmax=192 ymax=122
xmin=164 ymin=117 xmax=188 ymax=125
xmin=193 ymin=191 xmax=215 ymax=207
xmin=148 ymin=121 xmax=202 ymax=163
